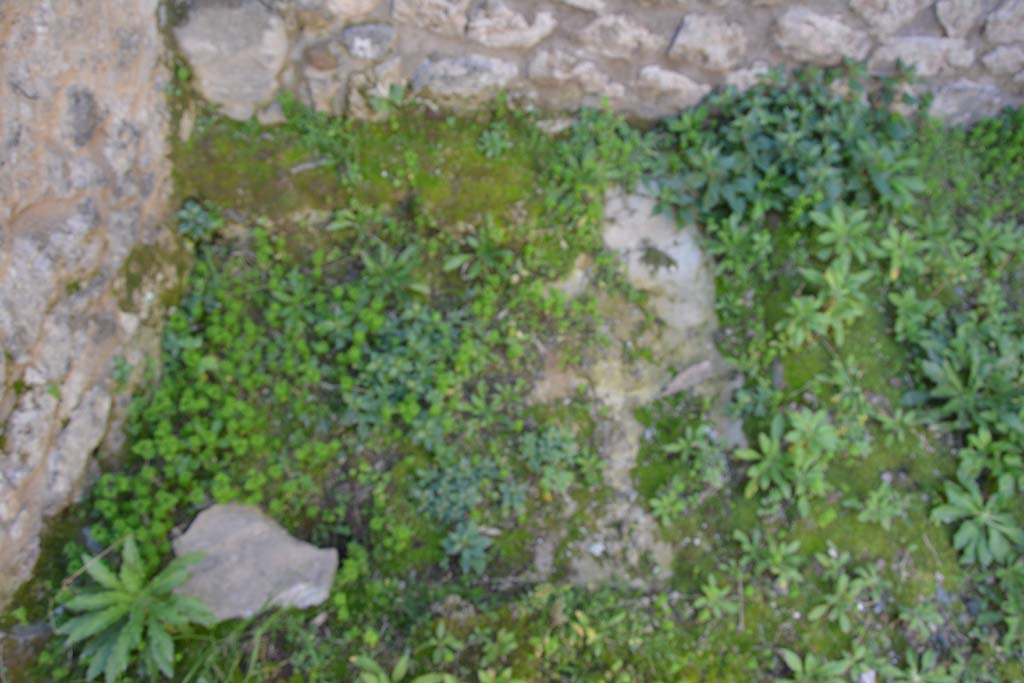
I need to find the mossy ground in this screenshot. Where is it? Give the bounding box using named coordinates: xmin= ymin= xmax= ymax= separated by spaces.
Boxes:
xmin=7 ymin=70 xmax=1024 ymax=682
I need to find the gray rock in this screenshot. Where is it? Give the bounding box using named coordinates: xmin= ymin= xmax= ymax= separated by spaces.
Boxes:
xmin=392 ymin=0 xmax=472 ymax=36
xmin=412 ymin=55 xmax=518 ymax=108
xmin=173 ymin=504 xmax=338 ymax=621
xmin=774 ymin=9 xmax=872 ymax=65
xmin=870 ymin=37 xmax=975 ymax=77
xmin=65 ymin=88 xmax=99 ymax=147
xmin=43 ymin=386 xmax=111 ymax=516
xmin=0 ymin=236 xmax=58 ymax=361
xmin=325 ymin=0 xmax=381 ymax=19
xmin=1 ymin=0 xmax=174 ymax=610
xmin=467 ymin=0 xmax=556 ymax=50
xmin=930 ymin=79 xmax=1022 ymax=124
xmin=726 ymin=61 xmax=771 ymax=92
xmin=636 ymin=66 xmax=711 ymax=109
xmin=174 ymin=1 xmax=289 ymax=120
xmin=528 ymin=48 xmax=626 ymax=102
xmin=580 ymin=15 xmax=665 ymax=61
xmin=341 ymin=23 xmax=395 ymax=60
xmin=936 ymin=0 xmax=984 ymax=37
xmin=558 ymin=0 xmax=605 ymax=11
xmin=983 ymin=46 xmax=1024 ymax=74
xmin=304 ymin=43 xmax=341 ymax=71
xmin=669 ymin=14 xmax=747 ymax=71
xmin=851 ymin=0 xmax=931 ymax=34
xmin=986 ymin=0 xmax=1024 ymax=43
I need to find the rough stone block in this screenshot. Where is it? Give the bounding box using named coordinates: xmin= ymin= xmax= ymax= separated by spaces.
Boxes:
xmin=870 ymin=37 xmax=975 ymax=77
xmin=669 ymin=14 xmax=747 ymax=71
xmin=173 ymin=504 xmax=339 ymax=621
xmin=986 ymin=0 xmax=1024 ymax=43
xmin=467 ymin=0 xmax=556 ymax=49
xmin=936 ymin=0 xmax=984 ymax=37
xmin=174 ymin=1 xmax=289 ymax=120
xmin=412 ymin=55 xmax=519 ymax=108
xmin=392 ymin=0 xmax=472 ymax=36
xmin=774 ymin=9 xmax=872 ymax=65
xmin=851 ymin=0 xmax=932 ymax=34
xmin=580 ymin=15 xmax=665 ymax=60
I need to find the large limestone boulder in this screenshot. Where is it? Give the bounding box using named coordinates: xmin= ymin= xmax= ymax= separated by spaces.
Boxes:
xmin=0 ymin=0 xmax=176 ymax=608
xmin=173 ymin=505 xmax=338 ymax=620
xmin=174 ymin=0 xmax=290 ymax=120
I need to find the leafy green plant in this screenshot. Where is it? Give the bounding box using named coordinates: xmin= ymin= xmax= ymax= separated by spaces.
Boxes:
xmin=478 ymin=121 xmax=512 ymax=159
xmin=881 ymin=650 xmax=955 ymax=683
xmin=693 ymin=574 xmax=739 ymax=622
xmin=176 ymin=199 xmax=223 ymax=243
xmin=851 ymin=481 xmax=910 ymax=530
xmin=734 ymin=529 xmax=803 ymax=591
xmin=931 ymin=472 xmax=1024 ymax=567
xmin=778 ymin=650 xmax=848 ymax=683
xmin=55 ymin=536 xmax=215 ymax=683
xmin=808 ymin=572 xmax=865 ymax=634
xmin=351 ymin=652 xmax=456 ymax=683
xmin=441 ymin=521 xmax=493 ymax=575
xmin=811 ymin=205 xmax=877 ymax=265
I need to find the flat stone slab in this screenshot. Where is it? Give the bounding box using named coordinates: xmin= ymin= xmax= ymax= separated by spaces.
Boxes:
xmin=172 ymin=504 xmax=338 ymax=620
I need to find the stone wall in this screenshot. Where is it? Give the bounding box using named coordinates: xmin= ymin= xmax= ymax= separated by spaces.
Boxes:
xmin=175 ymin=0 xmax=1024 ymax=125
xmin=0 ymin=0 xmax=178 ymax=605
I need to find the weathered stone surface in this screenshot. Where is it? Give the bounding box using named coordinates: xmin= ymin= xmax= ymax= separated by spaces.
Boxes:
xmin=870 ymin=37 xmax=975 ymax=77
xmin=341 ymin=23 xmax=395 ymax=60
xmin=412 ymin=55 xmax=519 ymax=108
xmin=65 ymin=88 xmax=100 ymax=147
xmin=175 ymin=1 xmax=289 ymax=120
xmin=327 ymin=0 xmax=381 ymax=19
xmin=559 ymin=0 xmax=605 ymax=11
xmin=983 ymin=46 xmax=1024 ymax=74
xmin=936 ymin=0 xmax=984 ymax=37
xmin=931 ymin=79 xmax=1022 ymax=123
xmin=1 ymin=0 xmax=175 ymax=608
xmin=636 ymin=66 xmax=711 ymax=109
xmin=173 ymin=505 xmax=338 ymax=620
xmin=551 ymin=191 xmax=735 ymax=587
xmin=393 ymin=0 xmax=472 ymax=36
xmin=528 ymin=48 xmax=626 ymax=102
xmin=986 ymin=0 xmax=1024 ymax=43
xmin=42 ymin=387 xmax=111 ymax=516
xmin=851 ymin=0 xmax=932 ymax=34
xmin=774 ymin=9 xmax=872 ymax=65
xmin=304 ymin=43 xmax=341 ymax=71
xmin=726 ymin=61 xmax=772 ymax=91
xmin=580 ymin=15 xmax=665 ymax=60
xmin=669 ymin=14 xmax=747 ymax=71
xmin=467 ymin=1 xmax=556 ymax=49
